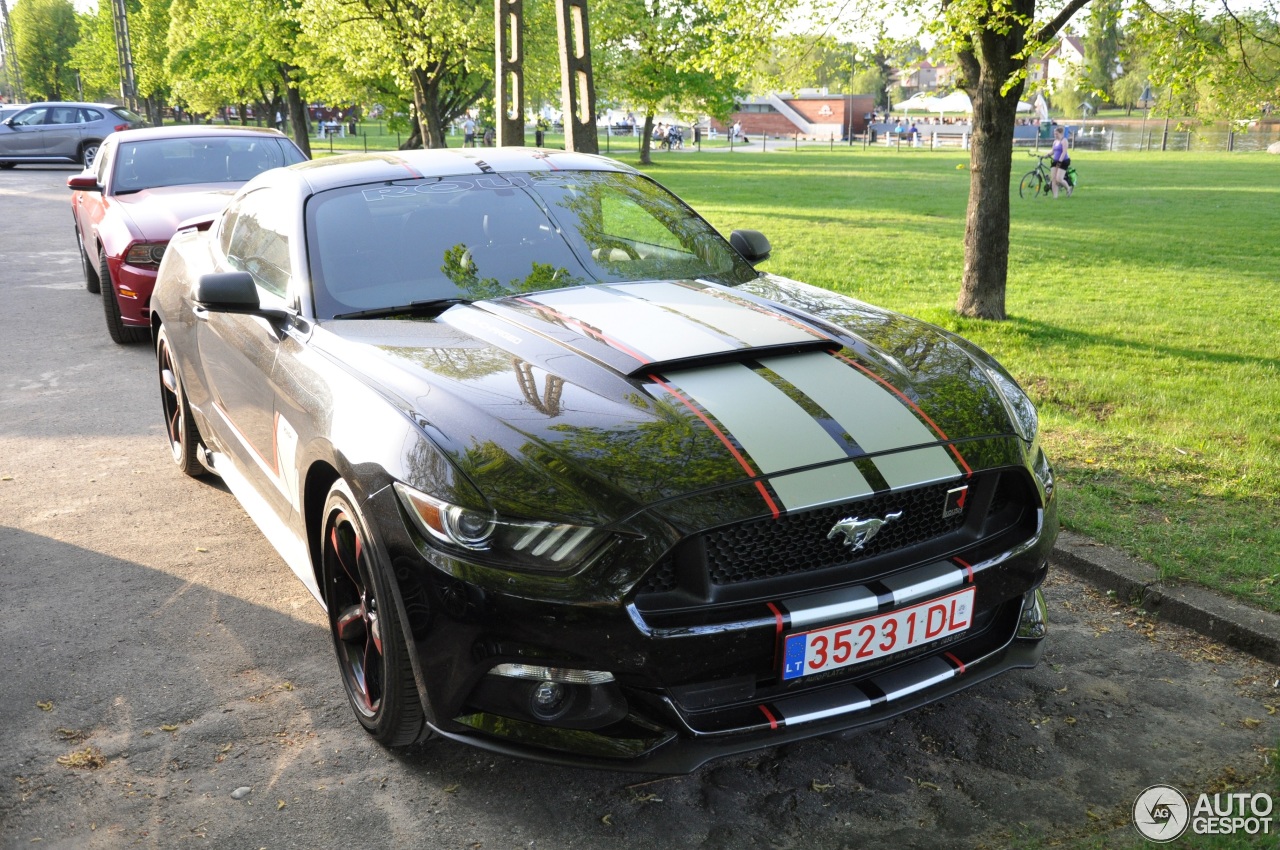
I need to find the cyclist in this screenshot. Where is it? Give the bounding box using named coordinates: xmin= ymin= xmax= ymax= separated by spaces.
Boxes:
xmin=1050 ymin=125 xmax=1072 ymax=198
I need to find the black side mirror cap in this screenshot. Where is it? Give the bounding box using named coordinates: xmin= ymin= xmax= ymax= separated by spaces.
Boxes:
xmin=195 ymin=272 xmax=261 ymax=311
xmin=730 ymin=229 xmax=771 ymax=264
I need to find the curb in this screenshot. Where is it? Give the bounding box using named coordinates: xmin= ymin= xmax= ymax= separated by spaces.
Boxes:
xmin=1053 ymin=530 xmax=1280 ymax=665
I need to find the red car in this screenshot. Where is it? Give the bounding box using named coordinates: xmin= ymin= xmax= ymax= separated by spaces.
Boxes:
xmin=69 ymin=125 xmax=306 ymax=343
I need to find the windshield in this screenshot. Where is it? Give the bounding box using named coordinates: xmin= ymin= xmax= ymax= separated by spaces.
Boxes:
xmin=306 ymin=170 xmax=758 ymax=320
xmin=114 ymin=136 xmax=304 ymax=192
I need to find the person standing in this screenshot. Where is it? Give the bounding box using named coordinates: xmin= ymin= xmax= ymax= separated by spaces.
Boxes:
xmin=1050 ymin=125 xmax=1072 ymax=198
xmin=463 ymin=116 xmax=476 ymax=148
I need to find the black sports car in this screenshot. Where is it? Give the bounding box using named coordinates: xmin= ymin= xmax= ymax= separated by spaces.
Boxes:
xmin=150 ymin=148 xmax=1055 ymax=773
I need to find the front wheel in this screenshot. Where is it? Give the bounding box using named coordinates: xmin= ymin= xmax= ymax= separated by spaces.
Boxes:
xmin=1018 ymin=170 xmax=1044 ymax=199
xmin=155 ymin=325 xmax=205 ymax=477
xmin=77 ymin=228 xmax=100 ymax=294
xmin=322 ymin=479 xmax=427 ymax=746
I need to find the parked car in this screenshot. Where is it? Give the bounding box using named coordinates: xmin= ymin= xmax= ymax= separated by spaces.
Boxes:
xmin=69 ymin=125 xmax=307 ymax=343
xmin=150 ymin=148 xmax=1056 ymax=773
xmin=0 ymin=101 xmax=146 ymax=169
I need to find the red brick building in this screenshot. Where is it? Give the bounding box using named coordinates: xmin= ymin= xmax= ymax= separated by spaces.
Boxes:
xmin=712 ymin=92 xmax=879 ymax=139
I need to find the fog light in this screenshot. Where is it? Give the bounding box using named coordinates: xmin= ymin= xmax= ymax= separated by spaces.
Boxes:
xmin=530 ymin=680 xmax=568 ymax=720
xmin=1017 ymin=588 xmax=1048 ymax=640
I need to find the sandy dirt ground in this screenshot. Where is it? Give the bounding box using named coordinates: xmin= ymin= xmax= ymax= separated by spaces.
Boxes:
xmin=1 ymin=165 xmax=1276 ymax=849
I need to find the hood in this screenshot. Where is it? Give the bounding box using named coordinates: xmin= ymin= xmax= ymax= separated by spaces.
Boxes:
xmin=117 ymin=185 xmax=238 ymax=242
xmin=316 ymin=278 xmax=1022 ymax=525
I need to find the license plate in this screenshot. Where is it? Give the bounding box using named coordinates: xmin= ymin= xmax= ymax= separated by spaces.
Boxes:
xmin=781 ymin=587 xmax=975 ymax=680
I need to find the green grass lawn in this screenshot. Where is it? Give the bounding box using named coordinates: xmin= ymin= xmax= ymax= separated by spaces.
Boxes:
xmin=636 ymin=148 xmax=1280 ymax=611
xmin=314 ymin=124 xmax=1280 ymax=611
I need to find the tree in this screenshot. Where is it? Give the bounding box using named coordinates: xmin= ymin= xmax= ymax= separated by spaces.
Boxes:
xmin=168 ymin=0 xmax=312 ymax=155
xmin=11 ymin=0 xmax=78 ymax=100
xmin=926 ymin=0 xmax=1277 ymax=319
xmin=593 ymin=0 xmax=795 ymax=165
xmin=1081 ymin=0 xmax=1122 ymax=103
xmin=69 ymin=1 xmax=120 ymax=101
xmin=298 ymin=0 xmax=490 ymax=149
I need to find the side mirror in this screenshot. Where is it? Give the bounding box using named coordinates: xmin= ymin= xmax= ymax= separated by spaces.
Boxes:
xmin=195 ymin=271 xmax=293 ymax=323
xmin=730 ymin=229 xmax=771 ymax=264
xmin=195 ymin=272 xmax=260 ymax=311
xmin=66 ymin=174 xmax=102 ymax=192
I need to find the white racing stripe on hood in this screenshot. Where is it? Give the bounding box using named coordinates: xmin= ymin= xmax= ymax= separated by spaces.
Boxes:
xmin=530 ymin=287 xmax=731 ymax=362
xmin=760 ymin=352 xmax=961 ymax=489
xmin=615 ymin=281 xmax=825 ymax=348
xmin=664 ymin=363 xmax=874 ymax=511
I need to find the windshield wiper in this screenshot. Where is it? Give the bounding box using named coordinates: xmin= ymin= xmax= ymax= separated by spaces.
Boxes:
xmin=331 ymin=298 xmax=471 ymax=320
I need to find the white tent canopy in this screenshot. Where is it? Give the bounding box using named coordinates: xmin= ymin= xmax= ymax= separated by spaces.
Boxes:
xmin=893 ymin=90 xmax=1034 ymax=115
xmin=930 ymin=91 xmax=972 ymax=113
xmin=891 ymin=92 xmax=939 ymax=112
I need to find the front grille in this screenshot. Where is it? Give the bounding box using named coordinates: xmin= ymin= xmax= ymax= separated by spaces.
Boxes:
xmin=703 ymin=480 xmax=964 ymax=586
xmin=639 ymin=472 xmax=1033 ymax=601
xmin=645 ymin=478 xmax=962 ymax=596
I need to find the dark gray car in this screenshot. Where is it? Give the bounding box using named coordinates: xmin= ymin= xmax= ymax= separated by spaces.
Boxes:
xmin=0 ymin=102 xmax=146 ymax=169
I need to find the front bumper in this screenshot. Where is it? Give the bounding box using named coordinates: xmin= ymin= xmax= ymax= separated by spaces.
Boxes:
xmin=364 ymin=476 xmax=1057 ymax=774
xmin=109 ymin=257 xmax=157 ymax=326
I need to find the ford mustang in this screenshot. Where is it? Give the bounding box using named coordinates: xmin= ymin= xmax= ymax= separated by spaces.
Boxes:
xmin=150 ymin=149 xmax=1055 ymax=773
xmin=69 ymin=125 xmax=306 ymax=343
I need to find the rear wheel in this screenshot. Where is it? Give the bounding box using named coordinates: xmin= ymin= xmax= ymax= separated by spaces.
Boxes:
xmin=322 ymin=479 xmax=426 ymax=746
xmin=81 ymin=142 xmax=100 ymax=169
xmin=1018 ymin=170 xmax=1044 ymax=199
xmin=155 ymin=325 xmax=205 ymax=477
xmin=100 ymin=254 xmax=148 ymax=344
xmin=77 ymin=228 xmax=100 ymax=294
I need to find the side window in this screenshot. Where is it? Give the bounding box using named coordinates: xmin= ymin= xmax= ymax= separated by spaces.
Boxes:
xmin=12 ymin=107 xmax=48 ymax=127
xmin=79 ymin=108 xmax=104 ymax=123
xmin=94 ymin=139 xmax=114 ymax=183
xmin=49 ymin=107 xmax=80 ymax=125
xmin=224 ymin=190 xmax=292 ymax=299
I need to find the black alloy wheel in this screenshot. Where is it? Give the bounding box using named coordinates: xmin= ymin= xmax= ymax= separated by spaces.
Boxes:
xmin=321 ymin=479 xmax=426 ymax=746
xmin=155 ymin=325 xmax=205 ymax=478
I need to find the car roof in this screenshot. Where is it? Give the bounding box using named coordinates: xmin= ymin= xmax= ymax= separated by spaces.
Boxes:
xmin=110 ymin=125 xmax=289 ymax=143
xmin=11 ymin=101 xmax=128 ymax=110
xmin=283 ymin=148 xmax=637 ymax=194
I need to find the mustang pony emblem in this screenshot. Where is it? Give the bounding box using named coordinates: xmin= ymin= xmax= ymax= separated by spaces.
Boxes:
xmin=827 ymin=511 xmax=904 ymax=552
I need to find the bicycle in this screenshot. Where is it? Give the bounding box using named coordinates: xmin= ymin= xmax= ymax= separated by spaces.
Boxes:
xmin=1018 ymin=151 xmax=1077 ymax=198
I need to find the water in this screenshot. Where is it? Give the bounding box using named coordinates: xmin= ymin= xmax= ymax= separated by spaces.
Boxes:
xmin=1065 ymin=121 xmax=1280 ymax=153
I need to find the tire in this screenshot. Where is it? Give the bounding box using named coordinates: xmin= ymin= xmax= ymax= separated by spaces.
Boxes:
xmin=155 ymin=325 xmax=205 ymax=478
xmin=77 ymin=227 xmax=100 ymax=294
xmin=0 ymin=162 xmax=15 ymax=170
xmin=100 ymin=253 xmax=149 ymax=344
xmin=82 ymin=141 xmax=101 ymax=169
xmin=322 ymin=479 xmax=426 ymax=746
xmin=1018 ymin=170 xmax=1044 ymax=199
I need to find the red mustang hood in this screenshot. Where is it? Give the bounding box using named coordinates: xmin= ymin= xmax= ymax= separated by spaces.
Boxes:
xmin=116 ymin=185 xmax=238 ymax=242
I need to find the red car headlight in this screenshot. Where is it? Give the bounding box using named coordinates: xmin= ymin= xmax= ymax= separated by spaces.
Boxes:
xmin=124 ymin=242 xmax=167 ymax=267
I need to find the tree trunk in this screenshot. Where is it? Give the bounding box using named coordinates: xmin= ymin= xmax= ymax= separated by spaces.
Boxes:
xmin=283 ymin=67 xmax=312 ymax=159
xmin=638 ymin=113 xmax=654 ymax=165
xmin=953 ymin=2 xmax=1033 ymax=321
xmin=411 ymin=67 xmax=446 ymax=149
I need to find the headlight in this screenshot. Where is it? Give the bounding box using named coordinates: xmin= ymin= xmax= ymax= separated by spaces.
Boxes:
xmin=393 ymin=482 xmax=606 ymax=573
xmin=124 ymin=242 xmax=167 ymax=267
xmin=979 ymin=361 xmax=1039 ymax=444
